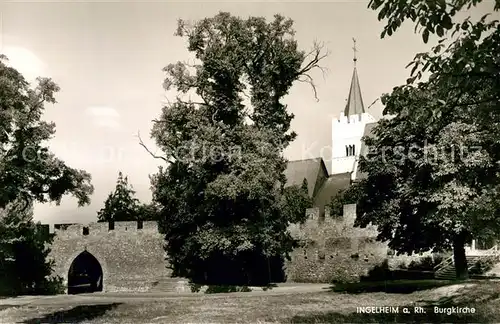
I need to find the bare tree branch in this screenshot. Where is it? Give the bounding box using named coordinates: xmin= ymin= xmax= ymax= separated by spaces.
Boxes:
xmin=176 ymin=95 xmax=209 ymax=107
xmin=297 ymin=41 xmax=329 ymax=76
xmin=136 ymin=131 xmax=169 ymax=163
xmin=151 ymin=119 xmax=167 ymax=124
xmin=297 ymin=73 xmax=319 ymax=102
xmin=367 ymin=98 xmax=380 ymax=110
xmin=295 ymin=41 xmax=329 ymax=102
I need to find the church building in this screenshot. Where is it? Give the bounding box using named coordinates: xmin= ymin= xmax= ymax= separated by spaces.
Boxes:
xmin=284 ymin=41 xmax=378 ymax=215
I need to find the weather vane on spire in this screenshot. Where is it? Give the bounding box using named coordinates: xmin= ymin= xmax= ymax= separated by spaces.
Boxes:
xmin=352 ymin=38 xmax=357 ymax=66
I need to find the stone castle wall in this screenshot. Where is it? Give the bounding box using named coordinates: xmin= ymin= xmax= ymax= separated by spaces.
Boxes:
xmin=48 ymin=221 xmax=168 ymax=292
xmin=46 ymin=204 xmax=414 ymax=292
xmin=285 ymin=204 xmax=389 ymax=283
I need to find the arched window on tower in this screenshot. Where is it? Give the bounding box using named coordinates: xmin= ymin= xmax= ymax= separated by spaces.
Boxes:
xmin=345 ymin=145 xmax=356 ymax=156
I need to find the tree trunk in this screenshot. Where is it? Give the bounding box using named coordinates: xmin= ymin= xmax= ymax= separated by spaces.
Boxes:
xmin=453 ymin=233 xmax=469 ymax=280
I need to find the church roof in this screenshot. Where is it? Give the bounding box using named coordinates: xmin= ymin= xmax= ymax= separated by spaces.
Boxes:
xmin=284 ymin=158 xmax=351 ymax=210
xmin=313 ymin=172 xmax=351 ymax=209
xmin=284 ymin=158 xmax=328 ymax=198
xmin=343 ymin=67 xmax=365 ymax=116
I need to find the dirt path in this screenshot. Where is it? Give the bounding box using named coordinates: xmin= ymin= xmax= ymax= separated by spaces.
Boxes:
xmin=0 ymin=283 xmax=330 ymax=307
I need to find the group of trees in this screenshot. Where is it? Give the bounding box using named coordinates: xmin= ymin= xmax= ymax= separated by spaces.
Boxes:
xmin=151 ymin=1 xmax=500 ymax=285
xmin=1 ymin=0 xmax=498 ymax=294
xmin=97 ymin=172 xmax=159 ymax=222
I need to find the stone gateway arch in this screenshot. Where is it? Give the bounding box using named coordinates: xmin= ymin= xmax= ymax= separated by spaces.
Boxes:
xmin=67 ymin=250 xmax=103 ymax=294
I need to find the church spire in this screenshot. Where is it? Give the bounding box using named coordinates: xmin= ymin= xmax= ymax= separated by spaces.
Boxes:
xmin=352 ymin=37 xmax=357 ymax=66
xmin=343 ymin=38 xmax=365 ymax=116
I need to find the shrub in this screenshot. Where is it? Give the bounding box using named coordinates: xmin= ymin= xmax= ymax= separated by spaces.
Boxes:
xmin=37 ymin=276 xmax=65 ymax=295
xmin=205 ymin=285 xmax=252 ymax=294
xmin=189 ymin=282 xmax=203 ymax=293
xmin=407 ymin=256 xmax=435 ymax=271
xmin=469 ymin=257 xmax=498 ymax=275
xmin=360 ymin=259 xmax=392 ymax=282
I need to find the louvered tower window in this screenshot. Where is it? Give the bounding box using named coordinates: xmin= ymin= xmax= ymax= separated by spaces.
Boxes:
xmin=345 ymin=144 xmax=356 ymax=156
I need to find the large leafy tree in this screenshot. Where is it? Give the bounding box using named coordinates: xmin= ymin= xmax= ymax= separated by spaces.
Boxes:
xmin=98 ymin=172 xmax=137 ymax=221
xmin=353 ymin=1 xmax=500 ymax=279
xmin=328 ymin=184 xmax=363 ymax=217
xmin=97 ymin=172 xmax=159 ymax=222
xmin=144 ymin=12 xmax=322 ymax=285
xmin=0 ymin=55 xmax=94 ymax=294
xmin=369 ymin=0 xmax=500 ymax=43
xmin=0 ymin=56 xmax=93 ymax=209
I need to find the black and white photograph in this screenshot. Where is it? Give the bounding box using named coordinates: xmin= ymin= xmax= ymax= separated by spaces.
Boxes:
xmin=0 ymin=0 xmax=499 ymax=322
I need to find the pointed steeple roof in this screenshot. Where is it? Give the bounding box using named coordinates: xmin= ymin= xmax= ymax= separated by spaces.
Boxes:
xmin=343 ymin=38 xmax=365 ymax=116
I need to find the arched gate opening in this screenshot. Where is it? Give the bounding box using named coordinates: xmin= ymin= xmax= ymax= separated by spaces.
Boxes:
xmin=67 ymin=250 xmax=103 ymax=294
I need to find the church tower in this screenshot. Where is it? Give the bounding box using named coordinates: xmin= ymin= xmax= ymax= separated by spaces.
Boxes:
xmin=331 ymin=39 xmax=376 ymax=180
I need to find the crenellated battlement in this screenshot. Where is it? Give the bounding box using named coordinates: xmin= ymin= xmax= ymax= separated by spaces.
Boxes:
xmin=45 ymin=220 xmax=160 ymax=236
xmin=333 ymin=111 xmax=376 ymax=125
xmin=43 ymin=207 xmax=341 ymax=239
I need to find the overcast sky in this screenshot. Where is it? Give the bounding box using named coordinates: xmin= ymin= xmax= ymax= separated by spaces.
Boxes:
xmin=0 ymin=1 xmax=495 ymax=224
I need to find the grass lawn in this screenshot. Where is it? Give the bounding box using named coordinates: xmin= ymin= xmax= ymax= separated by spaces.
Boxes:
xmin=1 ymin=280 xmax=500 ymax=323
xmin=331 ymin=279 xmax=463 ymax=294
